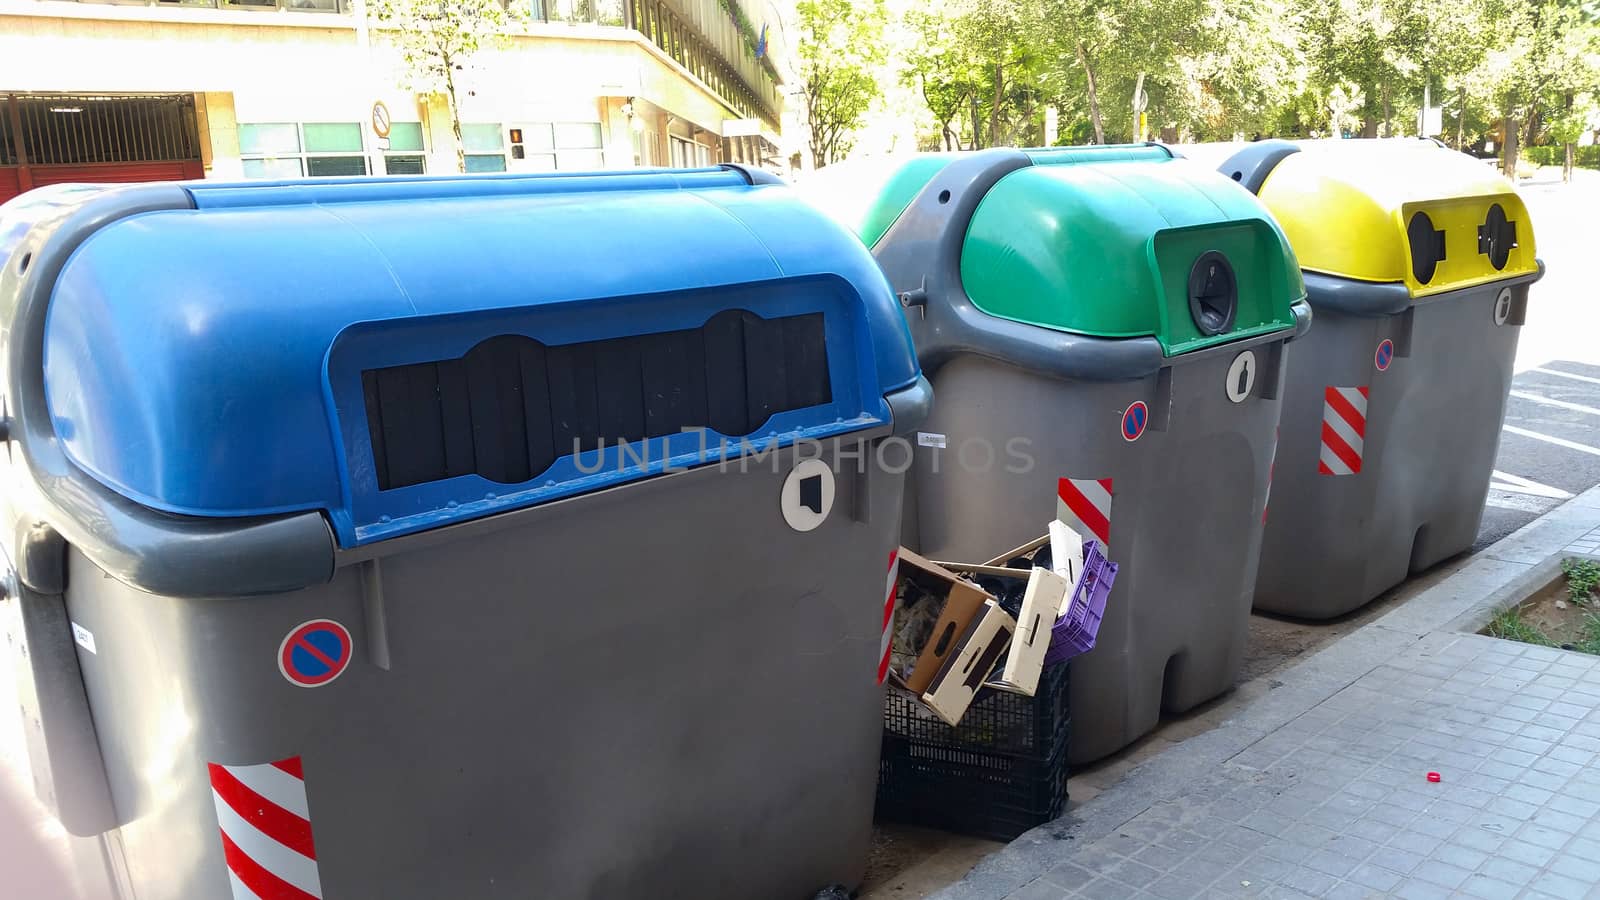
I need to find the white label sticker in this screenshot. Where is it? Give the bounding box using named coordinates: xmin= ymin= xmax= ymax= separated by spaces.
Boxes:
xmin=917 ymin=432 xmax=947 ymax=449
xmin=780 ymin=459 xmax=836 ymax=532
xmin=1226 ymin=350 xmax=1257 ymax=404
xmin=1494 ymin=288 xmax=1514 ymax=326
xmin=71 ymin=622 xmax=97 ymax=655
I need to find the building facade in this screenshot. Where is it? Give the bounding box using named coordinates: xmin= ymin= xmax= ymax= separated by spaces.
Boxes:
xmin=0 ymin=0 xmax=789 ymax=202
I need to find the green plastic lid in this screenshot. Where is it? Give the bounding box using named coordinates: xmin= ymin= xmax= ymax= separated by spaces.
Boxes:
xmin=802 ymin=146 xmax=1305 ymax=356
xmin=964 ymin=156 xmax=1304 ymax=354
xmin=800 ymin=154 xmax=957 ymax=250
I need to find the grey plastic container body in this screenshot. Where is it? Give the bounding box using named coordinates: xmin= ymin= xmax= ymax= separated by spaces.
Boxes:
xmin=42 ymin=443 xmax=903 ymax=900
xmin=1254 ymin=276 xmax=1535 ymax=617
xmin=0 ymin=178 xmax=927 ymax=900
xmin=871 ymin=150 xmax=1305 ymax=764
xmin=911 ymin=346 xmax=1284 ymax=763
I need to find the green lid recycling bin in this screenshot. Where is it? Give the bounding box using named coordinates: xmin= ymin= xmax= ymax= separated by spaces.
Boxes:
xmin=811 ymin=146 xmax=1310 ymax=763
xmin=1204 ymin=139 xmax=1544 ymax=619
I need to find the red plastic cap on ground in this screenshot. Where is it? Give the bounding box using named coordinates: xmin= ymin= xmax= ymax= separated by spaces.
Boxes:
xmin=1427 ymin=772 xmax=1441 ymax=783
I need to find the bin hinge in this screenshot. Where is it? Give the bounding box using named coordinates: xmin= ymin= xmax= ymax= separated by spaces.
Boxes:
xmin=899 ymin=285 xmax=929 ymax=317
xmin=15 ymin=522 xmax=68 ymax=596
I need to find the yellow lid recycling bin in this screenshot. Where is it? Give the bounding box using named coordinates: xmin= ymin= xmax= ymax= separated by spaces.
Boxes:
xmin=1209 ymin=139 xmax=1544 ymax=618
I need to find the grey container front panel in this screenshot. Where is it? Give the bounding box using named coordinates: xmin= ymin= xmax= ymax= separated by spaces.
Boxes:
xmin=909 ymin=345 xmax=1282 ymax=764
xmin=1254 ymin=283 xmax=1524 ymax=618
xmin=62 ymin=442 xmax=901 ymax=900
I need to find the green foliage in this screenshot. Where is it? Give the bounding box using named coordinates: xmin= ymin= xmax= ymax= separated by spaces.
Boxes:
xmin=367 ymin=0 xmax=523 ymax=173
xmin=1570 ymin=612 xmax=1600 ymax=655
xmin=1486 ymin=607 xmax=1555 ymax=646
xmin=1565 ymin=558 xmax=1600 ymax=604
xmin=885 ymin=0 xmax=1600 ymax=154
xmin=798 ymin=0 xmax=888 ymax=166
xmin=1524 ymin=144 xmax=1600 ymax=166
xmin=716 ymin=0 xmax=764 ymax=61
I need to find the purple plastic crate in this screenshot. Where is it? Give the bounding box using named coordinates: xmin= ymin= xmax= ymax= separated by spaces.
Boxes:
xmin=1043 ymin=541 xmax=1117 ymax=666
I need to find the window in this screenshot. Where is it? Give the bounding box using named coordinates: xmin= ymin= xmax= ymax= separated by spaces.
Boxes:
xmin=240 ymin=122 xmax=368 ymax=178
xmin=501 ymin=122 xmax=605 ymax=170
xmin=461 ymin=123 xmax=507 ymax=173
xmin=669 ymin=136 xmax=691 ymax=168
xmin=553 ymin=121 xmax=604 ymax=170
xmin=383 ymin=122 xmax=426 ymax=175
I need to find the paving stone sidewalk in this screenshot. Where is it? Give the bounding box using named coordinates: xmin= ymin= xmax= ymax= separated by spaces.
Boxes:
xmin=931 ymin=492 xmax=1600 ymax=900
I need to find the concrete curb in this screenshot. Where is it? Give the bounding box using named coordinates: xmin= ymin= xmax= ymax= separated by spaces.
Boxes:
xmin=929 ymin=481 xmax=1600 ymax=900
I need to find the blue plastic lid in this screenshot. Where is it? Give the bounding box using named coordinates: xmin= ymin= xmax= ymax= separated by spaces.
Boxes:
xmin=38 ymin=170 xmax=920 ymax=545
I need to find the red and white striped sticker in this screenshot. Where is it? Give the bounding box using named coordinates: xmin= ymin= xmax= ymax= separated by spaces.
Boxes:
xmin=1319 ymin=386 xmax=1368 ymax=476
xmin=209 ymin=757 xmax=322 ymax=900
xmin=1057 ymin=477 xmax=1113 ymax=548
xmin=878 ymin=548 xmax=899 ymax=684
xmin=1263 ymin=427 xmax=1278 ymax=524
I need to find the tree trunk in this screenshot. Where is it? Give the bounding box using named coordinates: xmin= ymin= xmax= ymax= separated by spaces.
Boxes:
xmin=1381 ymin=81 xmax=1392 ymax=137
xmin=941 ymin=120 xmax=955 ymax=152
xmin=1565 ymin=142 xmax=1575 ymax=184
xmin=1132 ymin=72 xmax=1146 ymax=142
xmin=990 ymin=63 xmax=1004 ymax=149
xmin=1456 ymin=85 xmax=1466 ymax=150
xmin=1160 ymin=125 xmax=1178 ymax=143
xmin=1077 ymin=42 xmax=1104 ymax=144
xmin=1502 ymin=117 xmax=1520 ymax=179
xmin=969 ymin=96 xmax=982 ymax=149
xmin=442 ymin=55 xmax=466 ymax=174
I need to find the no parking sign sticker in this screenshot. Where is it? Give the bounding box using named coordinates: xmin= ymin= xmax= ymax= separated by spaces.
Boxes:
xmin=1121 ymin=402 xmax=1149 ymax=442
xmin=1375 ymin=339 xmax=1394 ymax=372
xmin=278 ymin=619 xmax=353 ymax=688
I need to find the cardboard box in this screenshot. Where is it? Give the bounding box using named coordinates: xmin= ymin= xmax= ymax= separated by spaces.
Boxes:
xmin=987 ymin=567 xmax=1070 ymax=696
xmin=887 ymin=547 xmax=993 ymax=694
xmin=922 ymin=599 xmax=1016 ymax=726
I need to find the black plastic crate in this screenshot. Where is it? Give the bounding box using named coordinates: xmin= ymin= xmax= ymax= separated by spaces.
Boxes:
xmin=876 ymin=663 xmax=1070 ymax=841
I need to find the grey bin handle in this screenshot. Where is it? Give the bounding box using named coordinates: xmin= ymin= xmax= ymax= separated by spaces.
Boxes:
xmin=873 ymin=148 xmax=1167 ymax=384
xmin=2 ymin=185 xmax=336 ymax=599
xmin=1210 ymin=140 xmax=1301 ymax=195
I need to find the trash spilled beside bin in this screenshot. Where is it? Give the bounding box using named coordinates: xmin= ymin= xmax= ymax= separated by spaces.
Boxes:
xmin=0 ymin=169 xmax=932 ymax=900
xmin=808 ymin=145 xmax=1310 ymax=764
xmin=1207 ymin=139 xmax=1544 ymax=619
xmin=877 ymin=524 xmax=1114 ymax=840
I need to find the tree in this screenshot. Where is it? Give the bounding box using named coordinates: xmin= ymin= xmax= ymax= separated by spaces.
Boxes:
xmin=903 ymin=2 xmax=982 ymax=150
xmin=1147 ymin=0 xmax=1305 ymax=140
xmin=798 ymin=0 xmax=888 ymax=167
xmin=1466 ymin=0 xmax=1599 ymax=176
xmin=367 ymin=0 xmax=522 ymax=173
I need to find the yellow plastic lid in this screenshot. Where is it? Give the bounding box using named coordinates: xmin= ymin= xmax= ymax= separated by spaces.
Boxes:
xmin=1256 ymin=140 xmax=1538 ymax=298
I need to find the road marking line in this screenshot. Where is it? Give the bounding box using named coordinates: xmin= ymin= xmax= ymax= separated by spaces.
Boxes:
xmin=1503 ymin=424 xmax=1600 ymax=458
xmin=1489 ymin=470 xmax=1575 ymax=500
xmin=1510 ymin=390 xmax=1600 ymax=417
xmin=1486 ymin=490 xmax=1559 ymax=513
xmin=1531 ymin=367 xmax=1600 ymax=386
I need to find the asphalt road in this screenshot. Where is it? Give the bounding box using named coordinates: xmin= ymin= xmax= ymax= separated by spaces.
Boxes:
xmin=1474 ymin=171 xmax=1600 ymax=550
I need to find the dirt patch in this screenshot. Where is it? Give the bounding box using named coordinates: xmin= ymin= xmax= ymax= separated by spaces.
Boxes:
xmin=1517 ymin=581 xmax=1593 ymax=643
xmin=1484 ymin=574 xmax=1600 ymax=651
